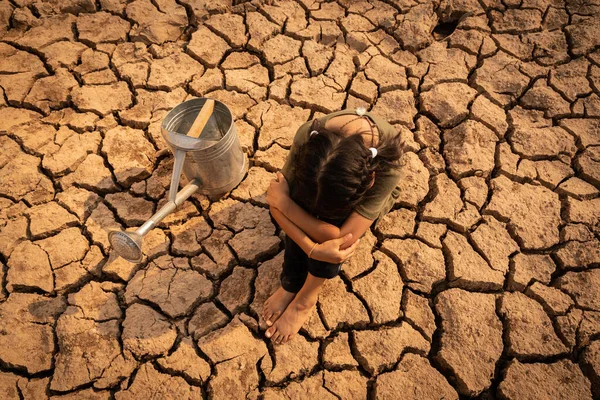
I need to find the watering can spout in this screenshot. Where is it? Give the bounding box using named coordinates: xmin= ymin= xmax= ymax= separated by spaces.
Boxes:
xmin=109 ymin=179 xmax=201 ymax=262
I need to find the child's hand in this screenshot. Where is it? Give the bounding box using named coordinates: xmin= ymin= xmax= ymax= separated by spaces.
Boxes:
xmin=311 ymin=234 xmax=360 ymax=264
xmin=266 ymin=172 xmax=290 ymax=213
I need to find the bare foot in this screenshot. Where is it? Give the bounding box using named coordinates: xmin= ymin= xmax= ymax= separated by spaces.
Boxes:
xmin=265 ymin=295 xmax=316 ymax=344
xmin=262 ymin=286 xmax=295 ymax=327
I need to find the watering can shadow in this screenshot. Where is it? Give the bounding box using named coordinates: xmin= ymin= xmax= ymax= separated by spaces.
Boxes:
xmin=108 ymin=98 xmax=248 ymax=263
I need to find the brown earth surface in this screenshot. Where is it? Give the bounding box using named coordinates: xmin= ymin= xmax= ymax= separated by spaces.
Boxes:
xmin=0 ymin=0 xmax=599 ymax=398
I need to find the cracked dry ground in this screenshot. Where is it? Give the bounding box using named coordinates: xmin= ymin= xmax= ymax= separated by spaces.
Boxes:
xmin=1 ymin=0 xmax=600 ymax=399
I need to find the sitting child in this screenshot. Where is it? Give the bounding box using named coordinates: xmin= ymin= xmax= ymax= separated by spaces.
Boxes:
xmin=264 ymin=107 xmax=403 ymax=344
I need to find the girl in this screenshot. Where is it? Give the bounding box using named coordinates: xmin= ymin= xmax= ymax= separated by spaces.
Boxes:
xmin=264 ymin=107 xmax=403 ymax=344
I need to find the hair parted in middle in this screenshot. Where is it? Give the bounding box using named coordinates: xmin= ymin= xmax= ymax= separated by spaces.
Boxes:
xmin=290 ymin=118 xmax=402 ymax=221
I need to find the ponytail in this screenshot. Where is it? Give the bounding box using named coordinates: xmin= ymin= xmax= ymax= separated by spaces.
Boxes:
xmin=369 ymin=130 xmax=402 ymax=174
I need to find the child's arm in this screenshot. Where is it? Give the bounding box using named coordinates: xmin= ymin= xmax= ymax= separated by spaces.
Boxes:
xmin=282 ymin=199 xmax=373 ymax=250
xmin=269 ymin=206 xmax=314 ymax=254
xmin=270 ymin=206 xmax=360 ymax=263
xmin=281 ymin=198 xmax=342 ymax=241
xmin=268 ymin=173 xmax=373 ymax=247
xmin=267 ymin=172 xmax=341 ymax=243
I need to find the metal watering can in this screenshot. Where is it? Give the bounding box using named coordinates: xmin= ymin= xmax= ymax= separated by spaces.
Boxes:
xmin=108 ymin=98 xmax=248 ymax=263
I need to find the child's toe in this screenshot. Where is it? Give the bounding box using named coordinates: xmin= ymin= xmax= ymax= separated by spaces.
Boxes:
xmin=267 ymin=311 xmax=281 ymax=326
xmin=271 ymin=331 xmax=281 ymax=343
xmin=275 ymin=333 xmax=284 ymax=344
xmin=263 ymin=310 xmax=272 ymax=323
xmin=265 ymin=326 xmax=275 ymax=338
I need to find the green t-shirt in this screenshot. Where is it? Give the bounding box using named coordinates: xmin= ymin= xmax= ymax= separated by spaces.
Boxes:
xmin=281 ymin=108 xmax=402 ymax=227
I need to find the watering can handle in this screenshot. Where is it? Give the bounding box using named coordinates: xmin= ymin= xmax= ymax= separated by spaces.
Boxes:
xmin=187 ymin=99 xmax=214 ymax=138
xmin=167 ymin=99 xmax=215 ymax=203
xmin=168 ymin=149 xmax=186 ymax=203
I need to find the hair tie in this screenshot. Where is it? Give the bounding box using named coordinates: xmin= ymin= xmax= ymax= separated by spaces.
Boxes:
xmin=369 ymin=147 xmax=377 ymax=159
xmin=310 ymin=130 xmax=319 ymax=137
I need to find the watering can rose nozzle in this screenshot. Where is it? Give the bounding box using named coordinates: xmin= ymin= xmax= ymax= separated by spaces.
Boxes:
xmin=108 ymin=230 xmax=143 ymax=263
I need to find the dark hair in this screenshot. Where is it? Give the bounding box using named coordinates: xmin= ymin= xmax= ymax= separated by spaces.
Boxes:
xmin=290 ymin=119 xmax=402 ymax=221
